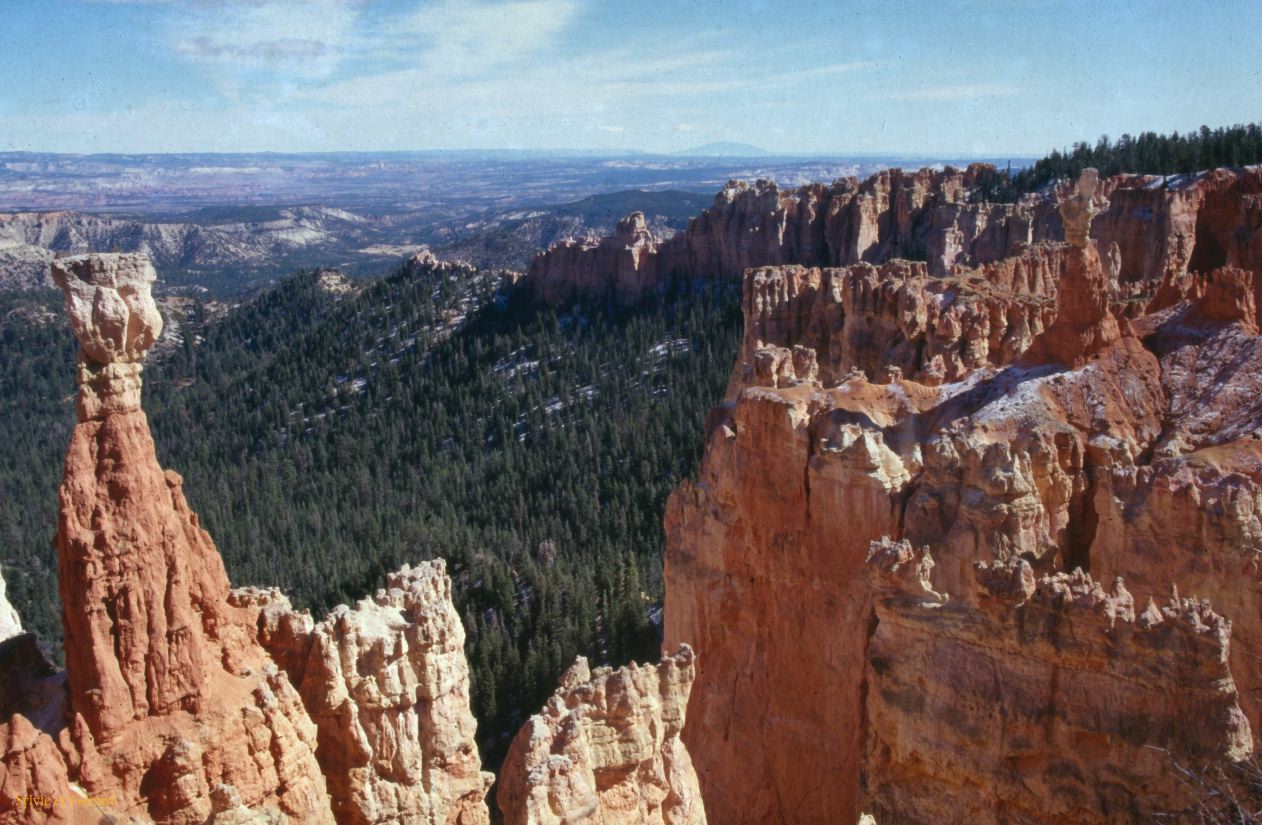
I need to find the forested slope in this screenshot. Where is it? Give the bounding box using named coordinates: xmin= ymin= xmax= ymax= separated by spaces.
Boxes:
xmin=0 ymin=263 xmax=742 ymax=765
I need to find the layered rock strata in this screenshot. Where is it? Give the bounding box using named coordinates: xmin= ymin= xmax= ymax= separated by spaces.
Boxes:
xmin=665 ymin=169 xmax=1262 ymax=823
xmin=529 ymin=165 xmax=1262 ymax=307
xmin=865 ymin=540 xmax=1250 ymax=824
xmin=238 ymin=563 xmax=493 ymax=825
xmin=734 ymin=243 xmax=1063 ymax=392
xmin=0 ymin=253 xmax=504 ymax=825
xmin=497 ymin=645 xmax=705 ymax=825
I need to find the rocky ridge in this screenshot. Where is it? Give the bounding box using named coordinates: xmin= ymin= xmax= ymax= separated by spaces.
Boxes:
xmin=664 ymin=168 xmax=1262 ymax=823
xmin=528 ymin=164 xmax=1262 ymax=310
xmin=0 ymin=208 xmax=378 ymax=292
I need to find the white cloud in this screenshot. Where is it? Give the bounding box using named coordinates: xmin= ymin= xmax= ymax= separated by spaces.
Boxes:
xmin=389 ymin=0 xmax=582 ymax=76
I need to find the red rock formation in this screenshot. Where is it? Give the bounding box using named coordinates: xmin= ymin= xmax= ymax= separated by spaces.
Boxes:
xmin=734 ymin=243 xmax=1064 ymax=392
xmin=528 ymin=212 xmax=659 ymax=304
xmin=865 ymin=541 xmax=1251 ymax=824
xmin=1017 ymin=244 xmax=1120 ymax=367
xmin=665 ymin=172 xmax=1262 ymax=822
xmin=497 ymin=645 xmax=705 ymax=825
xmin=7 ymin=252 xmax=707 ymax=824
xmin=528 ymin=165 xmax=1262 ymax=309
xmin=530 ymin=165 xmax=1041 ymax=303
xmin=44 ymin=254 xmax=335 ymax=823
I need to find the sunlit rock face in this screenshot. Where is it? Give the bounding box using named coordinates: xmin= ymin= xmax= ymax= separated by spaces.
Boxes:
xmin=497 ymin=645 xmax=706 ymax=825
xmin=0 ymin=253 xmax=498 ymax=825
xmin=50 ymin=253 xmax=164 ymax=421
xmin=528 ymin=165 xmax=1262 ymax=311
xmin=0 ymin=567 xmax=20 ymax=644
xmin=46 ymin=252 xmax=334 ymax=824
xmin=665 ymin=169 xmax=1262 ymax=824
xmin=244 ymin=562 xmax=494 ymax=825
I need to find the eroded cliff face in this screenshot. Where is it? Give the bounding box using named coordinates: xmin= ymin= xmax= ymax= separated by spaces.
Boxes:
xmin=496 ymin=645 xmax=705 ymax=825
xmin=529 ymin=165 xmax=1262 ymax=309
xmin=239 ymin=564 xmax=494 ymax=825
xmin=0 ymin=254 xmax=498 ymax=825
xmin=866 ymin=541 xmax=1251 ymax=824
xmin=665 ymin=172 xmax=1262 ymax=824
xmin=2 ymin=252 xmax=700 ymax=825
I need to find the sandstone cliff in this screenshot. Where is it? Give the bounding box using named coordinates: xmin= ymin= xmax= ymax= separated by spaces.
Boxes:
xmin=238 ymin=563 xmax=494 ymax=825
xmin=529 ymin=165 xmax=1262 ymax=309
xmin=665 ymin=169 xmax=1262 ymax=823
xmin=497 ymin=645 xmax=705 ymax=825
xmin=0 ymin=254 xmax=499 ymax=825
xmin=866 ymin=541 xmax=1250 ymax=824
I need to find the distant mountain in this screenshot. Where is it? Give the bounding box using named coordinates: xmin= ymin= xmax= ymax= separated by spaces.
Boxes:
xmin=676 ymin=142 xmax=772 ymax=157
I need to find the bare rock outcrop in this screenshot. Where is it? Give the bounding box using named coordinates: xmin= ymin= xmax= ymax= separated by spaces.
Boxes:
xmin=865 ymin=542 xmax=1250 ymax=824
xmin=665 ymin=168 xmax=1262 ymax=824
xmin=255 ymin=562 xmax=494 ymax=825
xmin=528 ymin=165 xmax=1262 ymax=308
xmin=529 ymin=165 xmax=1039 ymax=303
xmin=497 ymin=645 xmax=705 ymax=825
xmin=45 ymin=253 xmax=334 ymax=823
xmin=734 ymin=243 xmax=1064 ymax=393
xmin=528 ymin=212 xmax=659 ymax=304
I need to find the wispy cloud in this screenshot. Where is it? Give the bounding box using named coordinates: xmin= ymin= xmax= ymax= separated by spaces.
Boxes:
xmin=388 ymin=0 xmax=582 ymax=76
xmin=874 ymin=82 xmax=1017 ymax=102
xmin=164 ymin=0 xmax=361 ymax=88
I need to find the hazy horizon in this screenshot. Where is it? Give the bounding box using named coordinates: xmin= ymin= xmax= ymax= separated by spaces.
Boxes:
xmin=5 ymin=1 xmax=1261 ymax=157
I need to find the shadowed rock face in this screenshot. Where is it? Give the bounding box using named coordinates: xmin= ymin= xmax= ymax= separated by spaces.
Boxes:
xmin=496 ymin=645 xmax=706 ymax=825
xmin=865 ymin=543 xmax=1251 ymax=824
xmin=665 ymin=170 xmax=1262 ymax=824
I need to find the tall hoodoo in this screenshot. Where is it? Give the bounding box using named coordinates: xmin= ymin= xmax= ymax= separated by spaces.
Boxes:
xmin=1058 ymin=167 xmax=1107 ymax=249
xmin=50 ymin=252 xmax=335 ymax=823
xmin=1022 ymin=168 xmax=1121 ymax=367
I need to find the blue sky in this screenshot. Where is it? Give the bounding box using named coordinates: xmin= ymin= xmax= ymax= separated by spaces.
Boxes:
xmin=2 ymin=0 xmax=1259 ymax=156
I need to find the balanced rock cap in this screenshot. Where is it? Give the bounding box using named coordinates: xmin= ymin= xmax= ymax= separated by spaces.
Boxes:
xmin=51 ymin=252 xmax=163 ymax=365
